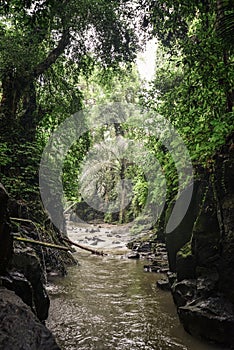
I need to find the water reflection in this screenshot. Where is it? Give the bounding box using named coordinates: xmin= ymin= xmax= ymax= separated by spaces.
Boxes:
xmin=47 ymin=251 xmax=223 ymax=350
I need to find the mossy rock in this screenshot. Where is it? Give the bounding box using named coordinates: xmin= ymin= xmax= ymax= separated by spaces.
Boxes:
xmin=177 ymin=241 xmax=192 ymax=258
xmin=176 ymin=242 xmax=196 ymax=281
xmin=165 ymin=181 xmax=204 ymax=271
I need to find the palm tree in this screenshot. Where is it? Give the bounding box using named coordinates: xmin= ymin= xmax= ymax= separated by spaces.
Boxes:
xmin=79 ymin=136 xmax=132 ymax=222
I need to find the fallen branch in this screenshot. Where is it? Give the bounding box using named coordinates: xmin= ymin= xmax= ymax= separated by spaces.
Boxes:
xmin=62 ymin=237 xmax=107 ymax=256
xmin=13 ymin=235 xmax=69 ymax=251
xmin=63 ymin=202 xmax=77 ymax=214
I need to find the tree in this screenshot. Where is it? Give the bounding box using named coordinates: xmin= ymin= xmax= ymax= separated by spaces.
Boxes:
xmin=142 ymin=0 xmax=234 ymax=112
xmin=139 ymin=0 xmax=234 ymax=168
xmin=0 ymin=0 xmax=141 ymax=141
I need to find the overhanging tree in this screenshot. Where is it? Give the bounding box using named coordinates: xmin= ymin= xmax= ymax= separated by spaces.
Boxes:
xmin=0 ymin=0 xmax=141 ymax=141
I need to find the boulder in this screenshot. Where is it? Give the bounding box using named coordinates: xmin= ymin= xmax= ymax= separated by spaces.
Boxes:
xmin=171 ymin=134 xmax=234 ymax=346
xmin=0 ymin=271 xmax=35 ymax=312
xmin=196 ymin=271 xmax=219 ymax=297
xmin=157 ymin=279 xmax=171 ymax=291
xmin=178 ymin=297 xmax=234 ymax=347
xmin=127 ymin=252 xmax=140 ymax=259
xmin=191 ymin=186 xmax=221 ymax=269
xmin=171 ymin=279 xmax=197 ymax=307
xmin=167 ymin=272 xmax=177 ymax=285
xmin=136 ymin=242 xmax=151 ymax=252
xmin=144 ymin=264 xmax=160 ymax=272
xmin=11 ymin=247 xmax=50 ymax=322
xmin=0 ymin=287 xmax=60 ymax=350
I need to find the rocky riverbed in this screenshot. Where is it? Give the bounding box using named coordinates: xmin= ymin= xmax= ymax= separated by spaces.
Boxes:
xmin=66 ymin=219 xmax=234 ymax=348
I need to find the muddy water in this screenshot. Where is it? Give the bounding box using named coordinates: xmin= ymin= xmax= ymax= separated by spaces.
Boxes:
xmin=47 ymin=223 xmax=224 ymax=350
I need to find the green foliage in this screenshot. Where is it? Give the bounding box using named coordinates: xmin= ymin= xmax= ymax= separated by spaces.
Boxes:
xmin=0 ymin=0 xmax=140 ymax=76
xmin=132 ymin=176 xmax=148 ymax=208
xmin=129 ymin=0 xmax=234 ymax=229
xmin=80 ymin=64 xmax=141 ymax=106
xmin=0 ymin=142 xmax=11 ymax=166
xmin=0 ymin=141 xmax=42 ymax=200
xmin=177 ymin=241 xmax=192 ymax=258
xmin=142 ymin=1 xmax=234 ymax=168
xmin=37 ymin=58 xmax=84 ymax=135
xmin=62 ymin=133 xmax=91 ymax=201
xmin=1 ymin=0 xmax=233 ymax=235
xmin=0 ymin=0 xmax=143 ymax=206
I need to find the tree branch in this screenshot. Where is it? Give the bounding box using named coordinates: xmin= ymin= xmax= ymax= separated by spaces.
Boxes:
xmin=34 ymin=29 xmax=70 ymax=78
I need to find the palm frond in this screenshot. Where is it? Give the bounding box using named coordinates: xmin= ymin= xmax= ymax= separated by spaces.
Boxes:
xmin=216 ymin=0 xmax=234 ymax=49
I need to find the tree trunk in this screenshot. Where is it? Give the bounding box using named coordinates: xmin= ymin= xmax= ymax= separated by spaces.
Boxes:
xmin=119 ymin=159 xmax=126 ymax=224
xmin=0 ymin=29 xmax=70 ymax=142
xmin=0 ymin=72 xmax=25 ymax=140
xmin=19 ymin=81 xmax=38 ymax=141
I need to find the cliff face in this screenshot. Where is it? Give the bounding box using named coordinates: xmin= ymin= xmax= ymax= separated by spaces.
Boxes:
xmin=165 ymin=134 xmax=234 ymax=347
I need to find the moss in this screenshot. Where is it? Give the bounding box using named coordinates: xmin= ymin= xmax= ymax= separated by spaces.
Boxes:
xmin=177 ymin=241 xmax=192 ymax=259
xmin=164 ymin=199 xmax=176 ymax=226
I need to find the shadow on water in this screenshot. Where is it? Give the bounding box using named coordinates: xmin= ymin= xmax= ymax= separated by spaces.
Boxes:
xmin=47 ymin=247 xmax=225 ymax=350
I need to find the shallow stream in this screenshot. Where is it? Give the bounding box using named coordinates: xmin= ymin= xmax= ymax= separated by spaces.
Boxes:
xmin=47 ymin=223 xmax=224 ymax=350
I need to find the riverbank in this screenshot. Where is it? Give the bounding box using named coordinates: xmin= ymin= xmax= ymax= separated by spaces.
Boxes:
xmin=0 ymin=184 xmax=76 ymax=349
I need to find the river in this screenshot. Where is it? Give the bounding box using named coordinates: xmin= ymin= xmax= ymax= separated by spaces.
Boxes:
xmin=46 ymin=223 xmax=224 ymax=350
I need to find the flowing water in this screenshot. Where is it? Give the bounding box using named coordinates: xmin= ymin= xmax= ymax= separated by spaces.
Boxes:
xmin=47 ymin=223 xmax=224 ymax=350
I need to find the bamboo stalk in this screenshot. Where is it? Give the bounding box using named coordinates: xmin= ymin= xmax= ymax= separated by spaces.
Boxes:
xmin=13 ymin=235 xmax=69 ymax=251
xmin=62 ymin=237 xmax=107 ymax=256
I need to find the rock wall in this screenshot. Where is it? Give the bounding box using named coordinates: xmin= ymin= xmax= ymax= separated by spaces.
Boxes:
xmin=216 ymin=140 xmax=234 ymax=304
xmin=11 ymin=247 xmax=50 ymax=321
xmin=0 ymin=184 xmax=71 ymax=349
xmin=165 ymin=181 xmax=204 ymax=272
xmin=165 ymin=133 xmax=234 ymax=347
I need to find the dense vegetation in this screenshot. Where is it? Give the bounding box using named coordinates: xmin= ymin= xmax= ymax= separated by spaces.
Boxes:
xmin=1 ymin=3 xmax=234 ymax=348
xmin=0 ymin=0 xmax=233 ymax=231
